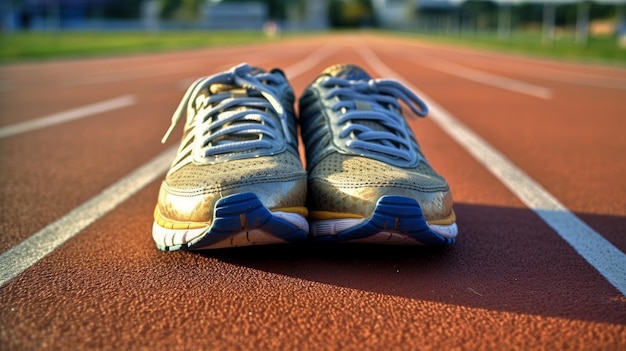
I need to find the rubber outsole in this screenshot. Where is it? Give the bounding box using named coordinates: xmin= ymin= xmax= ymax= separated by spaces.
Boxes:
xmin=153 ymin=192 xmax=309 ymax=251
xmin=310 ymin=195 xmax=457 ymax=246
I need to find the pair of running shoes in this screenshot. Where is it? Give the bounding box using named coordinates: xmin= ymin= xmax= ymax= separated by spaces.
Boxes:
xmin=152 ymin=63 xmax=458 ymax=250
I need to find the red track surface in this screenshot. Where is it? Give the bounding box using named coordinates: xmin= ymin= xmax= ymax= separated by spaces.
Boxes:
xmin=1 ymin=33 xmax=625 ymax=350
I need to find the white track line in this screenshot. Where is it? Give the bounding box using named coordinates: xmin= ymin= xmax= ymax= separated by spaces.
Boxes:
xmin=177 ymin=43 xmax=339 ymax=90
xmin=510 ymin=67 xmax=626 ymax=91
xmin=0 ymin=146 xmax=177 ymax=286
xmin=357 ymin=44 xmax=626 ymax=296
xmin=0 ymin=95 xmax=136 ymax=140
xmin=396 ymin=39 xmax=626 ymax=89
xmin=283 ymin=43 xmax=339 ymax=79
xmin=409 ymin=54 xmax=552 ymax=99
xmin=0 ymin=44 xmax=334 ymax=287
xmin=64 ymin=66 xmax=195 ymax=86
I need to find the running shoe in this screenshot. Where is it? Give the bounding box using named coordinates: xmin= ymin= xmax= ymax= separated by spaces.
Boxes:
xmin=153 ymin=63 xmax=308 ymax=250
xmin=298 ymin=64 xmax=457 ymax=245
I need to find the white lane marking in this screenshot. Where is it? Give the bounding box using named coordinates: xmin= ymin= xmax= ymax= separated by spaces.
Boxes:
xmin=0 ymin=43 xmax=334 ymax=286
xmin=512 ymin=67 xmax=626 ymax=91
xmin=357 ymin=44 xmax=626 ymax=296
xmin=283 ymin=43 xmax=339 ymax=79
xmin=62 ymin=49 xmax=266 ymax=86
xmin=63 ymin=66 xmax=194 ymax=86
xmin=408 ymin=54 xmax=552 ymax=99
xmin=0 ymin=146 xmax=177 ymax=287
xmin=394 ymin=39 xmax=626 ymax=90
xmin=0 ymin=95 xmax=136 ymax=140
xmin=177 ymin=43 xmax=339 ymax=90
xmin=66 ymin=49 xmax=308 ymax=87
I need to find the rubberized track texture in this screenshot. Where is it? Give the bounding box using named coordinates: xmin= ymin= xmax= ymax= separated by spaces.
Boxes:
xmin=0 ymin=33 xmax=625 ymax=350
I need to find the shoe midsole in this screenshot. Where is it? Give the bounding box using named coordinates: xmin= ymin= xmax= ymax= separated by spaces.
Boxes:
xmin=153 ymin=206 xmax=308 ymax=230
xmin=310 ymin=218 xmax=458 ymax=239
xmin=152 ymin=211 xmax=309 ymax=248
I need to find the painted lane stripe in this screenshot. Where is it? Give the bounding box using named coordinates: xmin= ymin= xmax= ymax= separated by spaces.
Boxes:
xmin=0 ymin=45 xmax=334 ymax=287
xmin=283 ymin=43 xmax=339 ymax=80
xmin=395 ymin=39 xmax=626 ymax=90
xmin=63 ymin=66 xmax=195 ymax=86
xmin=357 ymin=45 xmax=626 ymax=296
xmin=408 ymin=54 xmax=552 ymax=99
xmin=511 ymin=67 xmax=626 ymax=91
xmin=0 ymin=95 xmax=136 ymax=140
xmin=0 ymin=146 xmax=177 ymax=286
xmin=177 ymin=43 xmax=339 ymax=91
xmin=66 ymin=49 xmax=308 ymax=86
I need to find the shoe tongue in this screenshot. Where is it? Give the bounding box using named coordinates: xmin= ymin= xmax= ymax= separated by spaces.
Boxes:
xmin=322 ymin=64 xmax=371 ymax=81
xmin=209 ymin=66 xmax=268 ymax=94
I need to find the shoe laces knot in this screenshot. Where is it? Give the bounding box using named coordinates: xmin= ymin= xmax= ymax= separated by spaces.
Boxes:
xmin=161 ymin=63 xmax=291 ymax=159
xmin=323 ymin=77 xmax=429 ymax=164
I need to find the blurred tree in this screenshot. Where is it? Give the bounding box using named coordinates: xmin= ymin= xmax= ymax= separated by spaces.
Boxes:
xmin=159 ymin=0 xmax=205 ymax=20
xmin=329 ymin=0 xmax=373 ymax=28
xmin=267 ymin=0 xmax=292 ymax=20
xmin=459 ymin=0 xmax=498 ymax=30
xmin=100 ymin=0 xmax=143 ymax=18
xmin=160 ymin=0 xmax=183 ymax=19
xmin=514 ymin=2 xmax=616 ymax=29
xmin=177 ymin=0 xmax=203 ymax=21
xmin=159 ymin=0 xmax=301 ymax=20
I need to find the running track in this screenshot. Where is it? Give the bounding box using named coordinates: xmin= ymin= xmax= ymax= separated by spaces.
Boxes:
xmin=1 ymin=33 xmax=625 ymax=350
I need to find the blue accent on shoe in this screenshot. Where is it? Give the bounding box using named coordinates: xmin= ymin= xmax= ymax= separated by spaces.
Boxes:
xmin=317 ymin=196 xmax=455 ymax=246
xmin=182 ymin=192 xmax=308 ymax=250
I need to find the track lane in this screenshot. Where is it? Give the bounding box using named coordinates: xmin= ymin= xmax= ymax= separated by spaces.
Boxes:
xmin=0 ymin=37 xmax=328 ymax=126
xmin=2 ymin=169 xmax=624 ymax=350
xmin=356 ymin=40 xmax=626 ymax=298
xmin=382 ymin=34 xmax=626 ymax=82
xmin=1 ymin=34 xmax=624 ymax=350
xmin=0 ymin=40 xmax=332 ymax=253
xmin=364 ymin=38 xmax=626 ymax=252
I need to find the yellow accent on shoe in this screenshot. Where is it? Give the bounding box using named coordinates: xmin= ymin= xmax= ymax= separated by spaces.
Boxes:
xmin=427 ymin=209 xmax=457 ymax=226
xmin=310 ymin=209 xmax=456 ymax=225
xmin=153 ymin=207 xmax=209 ymax=230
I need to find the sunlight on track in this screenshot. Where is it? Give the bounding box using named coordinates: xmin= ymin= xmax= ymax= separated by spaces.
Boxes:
xmin=0 ymin=146 xmax=177 ymax=286
xmin=0 ymin=42 xmax=348 ymax=287
xmin=0 ymin=95 xmax=136 ymax=139
xmin=283 ymin=43 xmax=340 ymax=79
xmin=357 ymin=44 xmax=626 ymax=296
xmin=409 ymin=55 xmax=553 ymax=99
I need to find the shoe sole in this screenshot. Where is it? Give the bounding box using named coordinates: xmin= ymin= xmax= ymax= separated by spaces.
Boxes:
xmin=309 ymin=196 xmax=457 ymax=245
xmin=152 ymin=192 xmax=309 ymax=251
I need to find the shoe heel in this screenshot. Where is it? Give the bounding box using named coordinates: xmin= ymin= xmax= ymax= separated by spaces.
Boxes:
xmin=333 ymin=196 xmax=455 ymax=246
xmin=188 ymin=192 xmax=309 ymax=249
xmin=154 ymin=192 xmax=308 ymax=250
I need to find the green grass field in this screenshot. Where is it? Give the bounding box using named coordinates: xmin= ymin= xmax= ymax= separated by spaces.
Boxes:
xmin=1 ymin=30 xmax=624 ymax=65
xmin=397 ymin=30 xmax=626 ymax=65
xmin=0 ymin=31 xmax=274 ymax=62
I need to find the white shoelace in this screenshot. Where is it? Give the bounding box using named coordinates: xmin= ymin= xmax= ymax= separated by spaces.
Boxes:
xmin=161 ymin=63 xmax=291 ymax=157
xmin=322 ymin=77 xmax=429 ymax=162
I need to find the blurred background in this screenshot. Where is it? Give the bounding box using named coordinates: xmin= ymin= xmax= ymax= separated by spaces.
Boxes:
xmin=0 ymin=0 xmax=625 ymax=62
